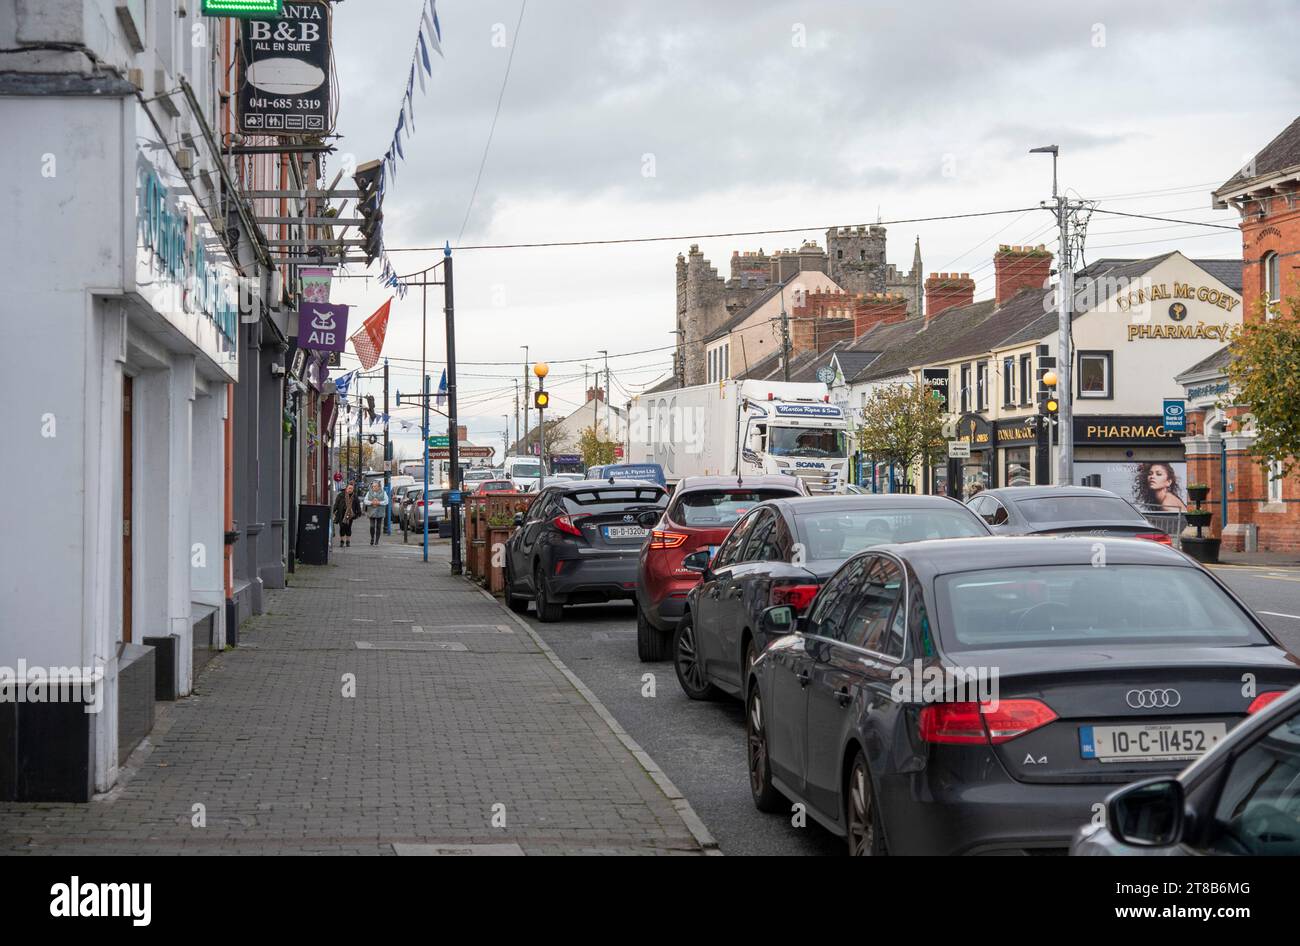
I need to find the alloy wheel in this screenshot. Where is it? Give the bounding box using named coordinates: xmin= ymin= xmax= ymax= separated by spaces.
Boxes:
xmin=677 ymin=621 xmax=706 ymax=691
xmin=848 ymin=758 xmax=876 ymax=856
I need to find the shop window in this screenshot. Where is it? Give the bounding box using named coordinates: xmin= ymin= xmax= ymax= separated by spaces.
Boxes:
xmin=1078 ymin=351 xmax=1112 ymax=399
xmin=1005 ymin=447 xmax=1031 ymax=488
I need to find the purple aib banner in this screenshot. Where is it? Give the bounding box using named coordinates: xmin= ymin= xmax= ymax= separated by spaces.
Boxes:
xmin=296 ymin=302 xmax=349 ymax=352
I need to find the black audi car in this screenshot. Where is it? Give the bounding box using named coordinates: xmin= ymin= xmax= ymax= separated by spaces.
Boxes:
xmin=503 ymin=478 xmax=667 ymax=622
xmin=674 ymin=494 xmax=990 ymax=701
xmin=745 ymin=536 xmax=1300 ymax=855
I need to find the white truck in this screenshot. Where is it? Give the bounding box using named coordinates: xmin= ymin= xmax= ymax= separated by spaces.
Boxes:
xmin=627 ymin=379 xmax=850 ymax=493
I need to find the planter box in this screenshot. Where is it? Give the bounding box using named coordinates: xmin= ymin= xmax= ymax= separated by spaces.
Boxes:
xmin=487 ymin=527 xmax=511 ymax=593
xmin=1184 ymin=510 xmax=1213 ymax=528
xmin=1187 ymin=486 xmax=1210 ymax=504
xmin=1181 ymin=535 xmax=1221 ymax=564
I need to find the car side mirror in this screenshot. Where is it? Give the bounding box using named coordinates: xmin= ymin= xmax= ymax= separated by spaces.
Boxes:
xmin=681 ymin=550 xmax=710 ymax=573
xmin=1105 ymin=778 xmax=1185 ymax=847
xmin=759 ymin=604 xmax=797 ymax=637
xmin=636 ymin=510 xmax=660 ymax=528
xmin=513 ymin=512 xmax=525 ymax=527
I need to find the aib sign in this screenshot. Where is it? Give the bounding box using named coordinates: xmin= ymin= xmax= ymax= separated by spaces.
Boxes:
xmin=296 ymin=303 xmax=349 ymax=352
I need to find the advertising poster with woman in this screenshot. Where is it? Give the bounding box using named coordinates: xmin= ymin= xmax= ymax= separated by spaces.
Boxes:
xmin=1075 ymin=461 xmax=1187 ymax=511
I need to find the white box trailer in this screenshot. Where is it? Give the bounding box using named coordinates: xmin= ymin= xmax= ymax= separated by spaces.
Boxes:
xmin=627 ymin=379 xmax=850 ymax=493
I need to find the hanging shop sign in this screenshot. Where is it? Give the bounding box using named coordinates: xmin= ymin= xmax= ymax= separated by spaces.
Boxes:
xmin=239 ymin=1 xmax=331 ymax=135
xmin=295 ymin=302 xmax=349 ymax=352
xmin=203 ymin=0 xmax=283 ymax=16
xmin=922 ymin=368 xmax=950 ymax=412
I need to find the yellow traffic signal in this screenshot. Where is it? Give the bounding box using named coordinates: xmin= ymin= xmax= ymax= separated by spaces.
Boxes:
xmin=534 ymin=390 xmax=550 ymax=409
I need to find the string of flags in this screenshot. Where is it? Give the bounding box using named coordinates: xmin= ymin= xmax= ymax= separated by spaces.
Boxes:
xmin=373 ymin=0 xmax=444 ymax=295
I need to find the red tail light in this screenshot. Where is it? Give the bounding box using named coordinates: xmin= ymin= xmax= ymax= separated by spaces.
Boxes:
xmin=416 ymin=500 xmax=425 ymax=507
xmin=919 ymin=699 xmax=1058 ymax=745
xmin=552 ymin=515 xmax=586 ymax=536
xmin=650 ymin=530 xmax=688 ymax=549
xmin=1247 ymin=691 xmax=1286 ymax=714
xmin=770 ymin=583 xmax=820 ymax=611
xmin=1135 ymin=532 xmax=1173 ymax=545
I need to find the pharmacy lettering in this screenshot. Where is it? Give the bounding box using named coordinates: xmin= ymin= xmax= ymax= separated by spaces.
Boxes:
xmin=1127 ymin=321 xmax=1233 ymax=342
xmin=136 ymin=161 xmax=239 ymax=345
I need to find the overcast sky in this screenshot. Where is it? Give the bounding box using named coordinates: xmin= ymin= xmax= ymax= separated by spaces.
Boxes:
xmin=325 ymin=0 xmax=1299 ymax=459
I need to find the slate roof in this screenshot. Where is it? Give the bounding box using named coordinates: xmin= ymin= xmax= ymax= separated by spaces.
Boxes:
xmin=832 ymin=350 xmax=880 ymax=380
xmin=1175 ymin=345 xmax=1232 ymax=382
xmin=1217 ymin=115 xmax=1300 ymax=192
xmin=852 ymin=299 xmax=999 ymax=383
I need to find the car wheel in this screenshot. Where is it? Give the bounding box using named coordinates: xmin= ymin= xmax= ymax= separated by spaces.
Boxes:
xmin=672 ymin=613 xmax=718 ymax=700
xmin=846 ymin=750 xmax=886 ymax=856
xmin=504 ymin=559 xmax=529 ymax=614
xmin=636 ymin=600 xmax=671 ymax=662
xmin=746 ymin=683 xmax=784 ymax=813
xmin=533 ymin=563 xmax=564 ymax=623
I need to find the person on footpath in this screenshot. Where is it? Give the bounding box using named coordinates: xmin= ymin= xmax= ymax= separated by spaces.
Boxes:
xmin=365 ymin=480 xmax=388 ymax=546
xmin=333 ymin=483 xmax=361 ymax=548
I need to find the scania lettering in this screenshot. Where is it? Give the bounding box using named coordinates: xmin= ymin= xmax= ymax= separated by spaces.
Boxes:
xmin=626 ymin=379 xmax=850 ymax=493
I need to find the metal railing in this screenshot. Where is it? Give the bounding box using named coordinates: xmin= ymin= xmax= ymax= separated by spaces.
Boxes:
xmin=1135 ymin=504 xmax=1186 ymax=550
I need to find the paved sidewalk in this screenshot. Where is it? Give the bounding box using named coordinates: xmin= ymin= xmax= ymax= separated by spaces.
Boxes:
xmin=1214 ymin=549 xmax=1300 ymax=568
xmin=0 ymin=535 xmax=716 ymax=855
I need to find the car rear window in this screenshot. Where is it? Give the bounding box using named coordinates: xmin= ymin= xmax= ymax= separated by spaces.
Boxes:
xmin=934 ymin=565 xmax=1267 ymax=651
xmin=672 ymin=489 xmax=797 ymax=527
xmin=1014 ymin=495 xmax=1144 ymax=524
xmin=794 ymin=507 xmax=987 ymax=560
xmin=562 ymin=487 xmax=666 ymax=513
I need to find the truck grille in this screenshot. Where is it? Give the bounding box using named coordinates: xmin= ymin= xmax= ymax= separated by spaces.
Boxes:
xmin=792 ymin=468 xmax=839 ymax=494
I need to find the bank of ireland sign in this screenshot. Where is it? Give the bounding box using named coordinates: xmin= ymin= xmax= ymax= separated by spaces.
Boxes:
xmin=296 ymin=303 xmax=349 ymax=352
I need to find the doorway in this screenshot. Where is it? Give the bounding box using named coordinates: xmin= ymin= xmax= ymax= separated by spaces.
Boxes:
xmin=122 ymin=375 xmax=133 ymax=643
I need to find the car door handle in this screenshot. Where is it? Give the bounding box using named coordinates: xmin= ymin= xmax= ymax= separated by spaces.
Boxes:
xmin=796 ymin=670 xmax=810 ymax=687
xmin=835 ymin=687 xmax=852 ymax=707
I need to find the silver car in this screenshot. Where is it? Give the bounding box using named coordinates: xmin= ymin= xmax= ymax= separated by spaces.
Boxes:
xmin=1072 ymin=684 xmax=1300 ymax=855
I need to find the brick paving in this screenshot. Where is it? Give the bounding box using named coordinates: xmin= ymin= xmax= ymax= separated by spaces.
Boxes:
xmin=0 ymin=536 xmax=714 ymax=855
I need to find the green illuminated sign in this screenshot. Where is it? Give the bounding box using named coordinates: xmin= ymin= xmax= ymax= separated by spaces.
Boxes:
xmin=202 ymin=0 xmax=283 ymax=17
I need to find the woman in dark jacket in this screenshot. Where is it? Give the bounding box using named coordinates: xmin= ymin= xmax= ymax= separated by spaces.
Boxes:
xmin=332 ymin=483 xmax=362 ymax=547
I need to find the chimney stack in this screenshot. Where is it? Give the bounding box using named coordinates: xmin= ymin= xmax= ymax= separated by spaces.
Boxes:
xmin=993 ymin=244 xmax=1052 ymax=305
xmin=924 ymin=272 xmax=976 ymax=318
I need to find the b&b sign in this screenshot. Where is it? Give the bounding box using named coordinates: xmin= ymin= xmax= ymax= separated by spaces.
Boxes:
xmin=296 ymin=303 xmax=349 ymax=352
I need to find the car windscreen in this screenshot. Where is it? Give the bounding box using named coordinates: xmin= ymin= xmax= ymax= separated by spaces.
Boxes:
xmin=562 ymin=487 xmax=666 ymax=513
xmin=509 ymin=463 xmax=542 ymax=478
xmin=674 ymin=490 xmax=797 ymax=527
xmin=794 ymin=507 xmax=987 ymax=560
xmin=1013 ymin=495 xmax=1144 ymax=524
xmin=768 ymin=426 xmax=847 ymax=458
xmin=934 ymin=565 xmax=1267 ymax=651
xmin=481 ymin=481 xmax=514 ymax=491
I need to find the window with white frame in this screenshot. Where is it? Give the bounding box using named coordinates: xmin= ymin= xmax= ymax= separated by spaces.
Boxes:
xmin=1268 ymin=459 xmax=1284 ymax=504
xmin=1077 ymin=351 xmax=1112 ymax=398
xmin=1002 ymin=356 xmax=1015 ymax=406
xmin=976 ymin=361 xmax=988 ymax=411
xmin=1264 ymin=252 xmax=1281 ymax=318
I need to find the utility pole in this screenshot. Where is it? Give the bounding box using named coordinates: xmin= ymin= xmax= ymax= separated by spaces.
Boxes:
xmin=1031 ymin=144 xmax=1074 ymax=486
xmin=513 ymin=378 xmax=520 ymax=456
xmin=597 ymin=350 xmax=608 ymax=440
xmin=502 ymin=415 xmax=509 ymax=465
xmin=780 ymin=301 xmax=791 ymax=382
xmin=521 ymin=344 xmax=530 ymax=457
xmin=444 ymin=243 xmax=462 ymax=576
xmin=382 ymin=358 xmax=391 ymax=534
xmin=602 ymin=349 xmax=611 ymax=445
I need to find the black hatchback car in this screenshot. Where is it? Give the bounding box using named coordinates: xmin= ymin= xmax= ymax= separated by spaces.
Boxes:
xmin=503 ymin=479 xmax=667 ymax=622
xmin=745 ymin=536 xmax=1300 ymax=855
xmin=968 ymin=486 xmax=1173 ymax=544
xmin=675 ymin=494 xmax=990 ymax=702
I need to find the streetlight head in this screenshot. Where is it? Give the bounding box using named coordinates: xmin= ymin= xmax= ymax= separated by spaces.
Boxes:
xmin=1042 ymin=370 xmax=1058 ymax=388
xmin=533 ymin=362 xmax=549 ymax=379
xmin=1029 ymin=145 xmax=1059 ymax=155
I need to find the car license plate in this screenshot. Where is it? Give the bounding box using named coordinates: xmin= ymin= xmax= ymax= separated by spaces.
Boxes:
xmin=604 ymin=525 xmax=648 ymax=539
xmin=1079 ymin=722 xmax=1227 ymax=762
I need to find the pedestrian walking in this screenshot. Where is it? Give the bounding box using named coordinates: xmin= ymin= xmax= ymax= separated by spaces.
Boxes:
xmin=333 ymin=483 xmax=361 ymax=547
xmin=364 ymin=480 xmax=388 ymax=546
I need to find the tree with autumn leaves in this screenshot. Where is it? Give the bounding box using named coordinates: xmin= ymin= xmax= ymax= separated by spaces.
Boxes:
xmin=856 ymin=382 xmax=949 ymax=487
xmin=1226 ymin=297 xmax=1300 ymax=475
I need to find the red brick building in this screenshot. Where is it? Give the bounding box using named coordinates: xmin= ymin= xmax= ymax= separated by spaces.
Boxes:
xmin=1181 ymin=116 xmax=1300 ymax=552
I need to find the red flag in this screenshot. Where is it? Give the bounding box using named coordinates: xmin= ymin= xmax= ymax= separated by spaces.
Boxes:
xmin=350 ymin=298 xmax=391 ymax=370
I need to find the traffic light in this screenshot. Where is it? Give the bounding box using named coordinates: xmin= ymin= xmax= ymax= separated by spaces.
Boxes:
xmin=1038 ymin=391 xmax=1059 ymax=416
xmin=354 ymin=159 xmax=384 ymax=265
xmin=534 ymin=390 xmax=549 ymax=410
